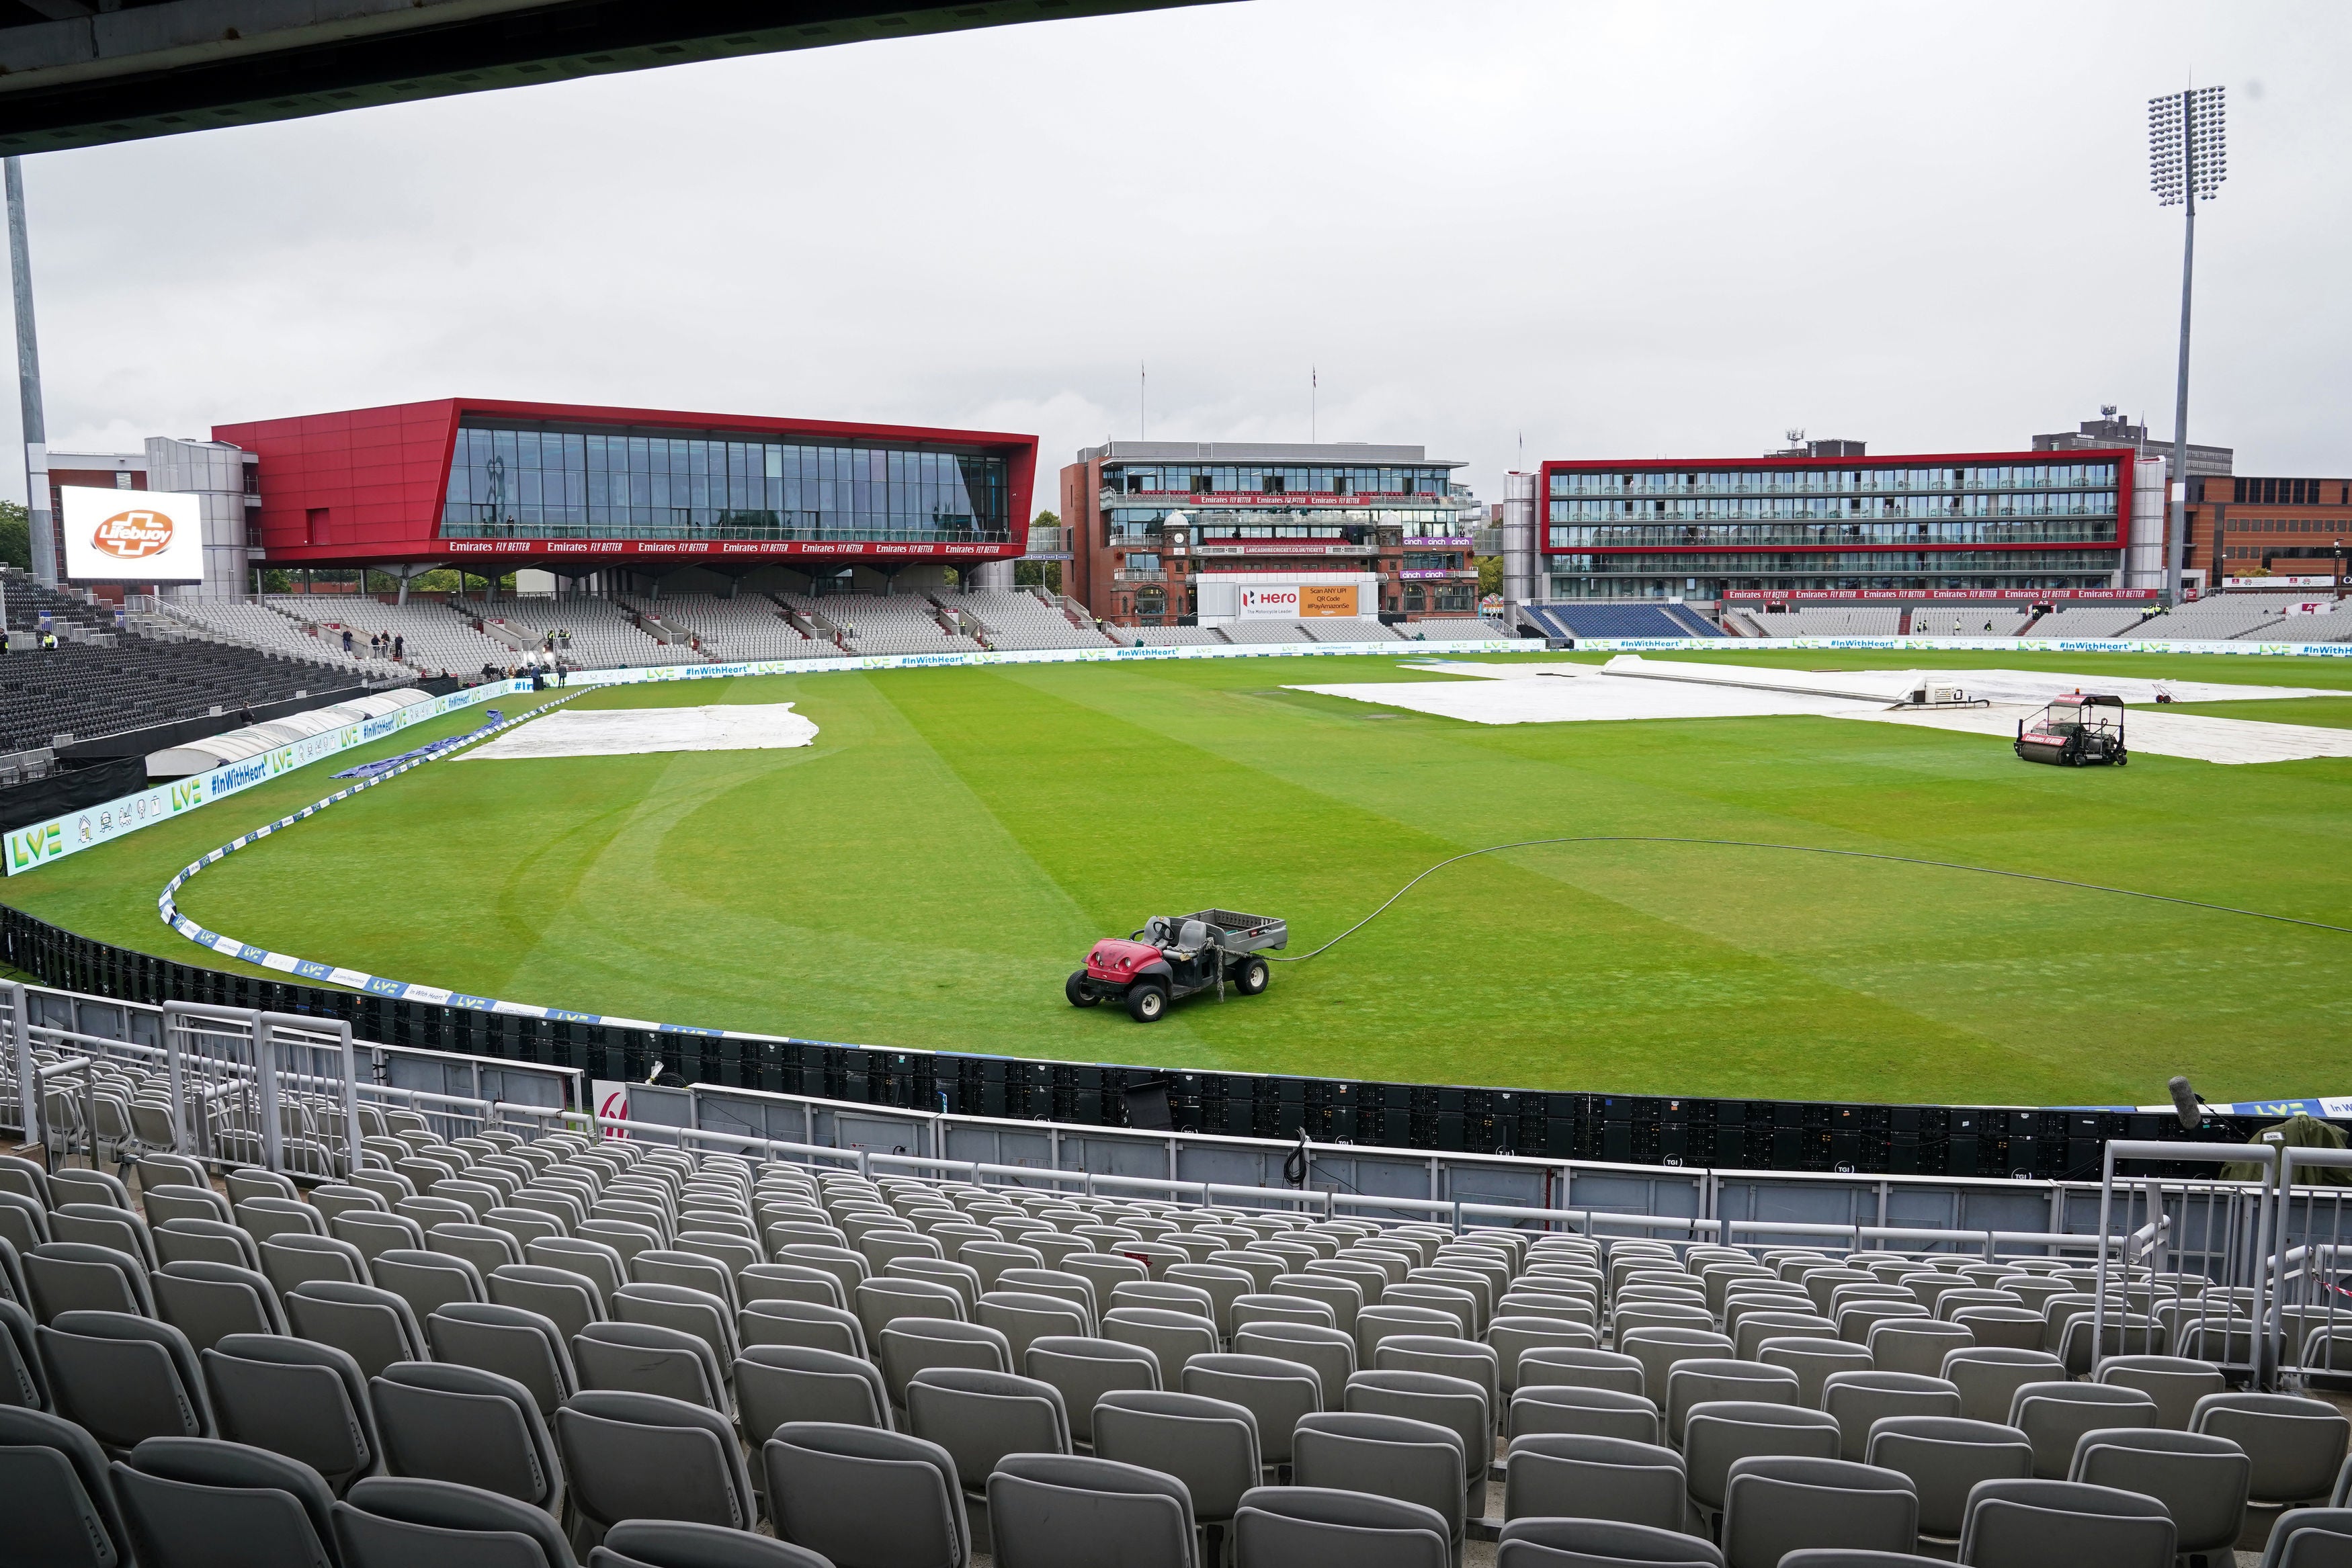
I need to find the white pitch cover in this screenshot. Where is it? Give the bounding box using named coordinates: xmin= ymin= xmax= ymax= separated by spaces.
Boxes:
xmin=59 ymin=485 xmax=206 ymax=583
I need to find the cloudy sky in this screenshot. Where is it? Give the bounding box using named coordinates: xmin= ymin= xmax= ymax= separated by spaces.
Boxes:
xmin=9 ymin=0 xmax=2347 ymax=510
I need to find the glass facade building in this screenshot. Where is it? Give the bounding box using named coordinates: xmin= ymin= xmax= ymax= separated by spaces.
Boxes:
xmin=1538 ymin=453 xmax=2131 ymax=599
xmin=440 ymin=420 xmax=1010 ymax=545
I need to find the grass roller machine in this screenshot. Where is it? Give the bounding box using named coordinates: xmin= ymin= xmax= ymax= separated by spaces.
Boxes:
xmin=2015 ymin=692 xmax=2128 ymax=767
xmin=1066 ymin=908 xmax=1288 ymax=1022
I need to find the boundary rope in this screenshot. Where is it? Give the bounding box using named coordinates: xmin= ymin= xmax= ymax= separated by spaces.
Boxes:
xmin=1269 ymin=835 xmax=2352 ymax=961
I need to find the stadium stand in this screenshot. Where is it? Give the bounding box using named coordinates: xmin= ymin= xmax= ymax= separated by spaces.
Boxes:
xmin=1521 ymin=603 xmax=1724 ymax=639
xmin=0 ymin=1042 xmax=2316 ymax=1568
xmin=1750 ymin=608 xmax=1903 ymax=638
xmin=0 ymin=636 xmax=360 ymax=753
xmin=1129 ymin=625 xmax=1229 ymax=646
xmin=622 ymin=593 xmax=837 ymax=661
xmin=1398 ymin=620 xmax=1511 ymax=642
xmin=1 ymin=567 xmax=126 ymax=643
xmin=2030 ymin=604 xmax=2158 ymax=639
xmin=946 ymin=589 xmax=1119 ymax=650
xmin=265 ymin=597 xmax=521 ymax=677
xmin=778 ymin=593 xmax=984 ymax=657
xmin=1909 ymin=609 xmax=2033 ymax=638
xmin=458 ymin=595 xmax=681 ymax=668
xmin=2122 ymin=594 xmax=2306 ymax=642
xmin=1222 ymin=621 xmax=1325 ymax=644
xmin=152 ymin=599 xmax=402 ymax=681
xmin=1305 ymin=618 xmax=1404 ymax=642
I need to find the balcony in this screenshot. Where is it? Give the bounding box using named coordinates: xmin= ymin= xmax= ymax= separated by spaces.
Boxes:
xmin=1114 ymin=568 xmax=1167 ymax=583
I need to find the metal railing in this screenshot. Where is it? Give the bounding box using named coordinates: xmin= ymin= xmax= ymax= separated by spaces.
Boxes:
xmin=2097 ymin=1139 xmax=2277 ymax=1385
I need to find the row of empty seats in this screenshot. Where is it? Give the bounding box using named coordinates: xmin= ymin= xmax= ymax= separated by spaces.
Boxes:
xmin=778 ymin=595 xmax=982 ymax=658
xmin=946 ymin=591 xmax=1119 ymax=650
xmin=5 ymin=1121 xmax=2352 ymax=1568
xmin=624 ymin=595 xmax=837 ymax=661
xmin=1744 ymin=609 xmax=1902 ymax=638
xmin=458 ymin=597 xmax=683 ymax=669
xmin=264 ymin=596 xmax=523 ymax=677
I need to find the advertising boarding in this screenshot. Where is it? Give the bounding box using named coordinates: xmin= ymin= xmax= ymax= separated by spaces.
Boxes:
xmin=1239 ymin=584 xmax=1361 ymax=617
xmin=59 ymin=486 xmax=206 ymax=584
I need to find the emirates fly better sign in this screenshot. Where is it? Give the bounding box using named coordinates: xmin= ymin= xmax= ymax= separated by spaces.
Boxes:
xmin=60 ymin=486 xmax=206 ymax=583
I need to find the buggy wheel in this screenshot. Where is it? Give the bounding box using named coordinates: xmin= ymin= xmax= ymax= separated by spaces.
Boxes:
xmin=1066 ymin=971 xmax=1099 ymax=1007
xmin=1126 ymin=984 xmax=1168 ymax=1023
xmin=2115 ymin=750 xmax=2128 ymax=767
xmin=1234 ymin=958 xmax=1269 ymax=996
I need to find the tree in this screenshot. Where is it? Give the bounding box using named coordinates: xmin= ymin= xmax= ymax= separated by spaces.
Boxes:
xmin=1032 ymin=509 xmax=1060 ymax=531
xmin=0 ymin=499 xmax=27 ymax=571
xmin=1478 ymin=554 xmax=1503 ymax=595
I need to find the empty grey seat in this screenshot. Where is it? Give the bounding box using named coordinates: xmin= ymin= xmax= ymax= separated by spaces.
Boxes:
xmin=39 ymin=1309 xmax=214 ymax=1452
xmin=1025 ymin=1334 xmax=1161 ymax=1446
xmin=2009 ymin=1381 xmax=2158 ymax=1479
xmin=429 ymin=1301 xmax=579 ymax=1417
xmin=1720 ymin=1454 xmax=1919 ymax=1568
xmin=574 ymin=1319 xmax=728 ymax=1411
xmin=1664 ymin=1359 xmax=1801 ymax=1445
xmin=1492 ymin=1516 xmax=1723 ymax=1568
xmin=0 ymin=1296 xmax=51 ymax=1409
xmin=155 ymin=1218 xmax=262 ymax=1271
xmin=528 ymin=1238 xmax=628 ymax=1307
xmin=1183 ymin=1352 xmax=1322 ymax=1467
xmin=554 ymin=1389 xmax=759 ymax=1537
xmin=2093 ymin=1353 xmax=2226 ymax=1431
xmin=1093 ymin=1388 xmax=1261 ymax=1544
xmin=200 ymin=1333 xmax=379 ymax=1494
xmin=490 ymin=1264 xmax=605 ymax=1342
xmin=1822 ymin=1372 xmax=1963 ymax=1463
xmin=1683 ymin=1401 xmax=1845 ymax=1519
xmin=1509 ymin=1383 xmax=1661 ymax=1444
xmin=1939 ymin=1348 xmax=2064 ymax=1426
xmin=1232 ymin=1323 xmax=1356 ymax=1403
xmin=374 ymin=1248 xmax=488 ymax=1321
xmin=1863 ymin=1415 xmax=2033 ymax=1542
xmin=614 ymin=1282 xmax=739 ymax=1378
xmin=764 ymin=1421 xmax=968 ymax=1568
xmin=286 ymin=1280 xmax=428 ymax=1381
xmin=1347 ymin=1368 xmax=1493 ymax=1518
xmin=26 ymin=1241 xmax=156 ymax=1323
xmin=739 ymin=1262 xmax=850 ymax=1311
xmin=595 ymin=1518 xmax=831 ymax=1568
xmin=879 ymin=1319 xmax=1013 ymax=1409
xmin=2070 ymin=1426 xmax=2249 ymax=1561
xmin=1232 ymin=1484 xmax=1449 ymax=1568
xmin=257 ymin=1233 xmax=370 ymax=1297
xmin=2193 ymin=1392 xmax=2352 ymax=1508
xmin=741 ymin=1298 xmax=866 ymax=1358
xmin=986 ymin=1452 xmax=1198 ymax=1568
xmin=1517 ymin=1344 xmax=1647 ymax=1397
xmin=1294 ymin=1409 xmax=1466 ymax=1558
xmin=2260 ymin=1508 xmax=2352 ymax=1568
xmin=1956 ymin=1477 xmax=2175 ymax=1568
xmin=110 ymin=1434 xmax=340 ymax=1568
xmin=233 ymin=1196 xmax=323 ymax=1242
xmin=737 ymin=1344 xmax=889 ymax=1438
xmin=153 ymin=1261 xmax=288 ymax=1352
xmin=51 ymin=1204 xmax=157 ymax=1270
xmin=370 ymin=1360 xmax=563 ymax=1515
xmin=1503 ymin=1431 xmax=1686 ymax=1532
xmin=333 ymin=1473 xmax=578 ymax=1568
xmin=905 ymin=1365 xmax=1070 ymax=1493
xmin=0 ymin=1404 xmax=133 ymax=1567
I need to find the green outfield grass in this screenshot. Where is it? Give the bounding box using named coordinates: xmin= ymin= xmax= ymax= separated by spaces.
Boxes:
xmin=5 ymin=649 xmax=2351 ymax=1106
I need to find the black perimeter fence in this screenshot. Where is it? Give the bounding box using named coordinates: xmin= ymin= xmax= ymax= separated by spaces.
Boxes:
xmin=0 ymin=902 xmax=2275 ymax=1182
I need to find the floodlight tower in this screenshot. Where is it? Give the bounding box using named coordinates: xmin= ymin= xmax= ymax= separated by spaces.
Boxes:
xmin=2149 ymin=84 xmax=2226 ymax=603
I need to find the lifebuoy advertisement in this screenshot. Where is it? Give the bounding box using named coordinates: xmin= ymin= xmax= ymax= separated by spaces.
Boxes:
xmin=60 ymin=486 xmax=206 ymax=583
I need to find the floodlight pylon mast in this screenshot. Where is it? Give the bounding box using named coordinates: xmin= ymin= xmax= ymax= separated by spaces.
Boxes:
xmin=2150 ymin=84 xmax=2225 ymax=604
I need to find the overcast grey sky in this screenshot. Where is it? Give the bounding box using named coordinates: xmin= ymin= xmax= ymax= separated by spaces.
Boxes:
xmin=11 ymin=0 xmax=2347 ymax=510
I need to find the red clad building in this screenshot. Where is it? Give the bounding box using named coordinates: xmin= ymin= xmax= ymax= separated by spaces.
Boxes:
xmin=213 ymin=398 xmax=1038 ymax=591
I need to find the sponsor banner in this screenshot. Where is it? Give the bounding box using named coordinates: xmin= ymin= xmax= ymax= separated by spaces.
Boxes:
xmin=1724 ymin=588 xmax=2157 ymax=603
xmin=1300 ymin=584 xmax=1359 ymax=617
xmin=1128 ymin=490 xmax=1424 ymax=506
xmin=1400 ymin=537 xmax=1476 ymax=548
xmin=442 ymin=539 xmax=1015 ymax=559
xmin=589 ymin=1080 xmax=633 ymax=1137
xmin=2228 ymin=576 xmax=2339 ymax=589
xmin=1399 ymin=568 xmax=1476 ymax=580
xmin=2280 ymin=601 xmax=2341 ymax=617
xmin=60 ymin=486 xmax=206 ymax=584
xmin=1195 ymin=541 xmax=1372 ymax=556
xmin=6 ymin=681 xmax=522 ymax=877
xmin=1559 ymin=636 xmax=2352 ymax=658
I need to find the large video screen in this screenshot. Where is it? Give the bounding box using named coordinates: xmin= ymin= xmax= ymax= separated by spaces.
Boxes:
xmin=59 ymin=486 xmax=206 ymax=583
